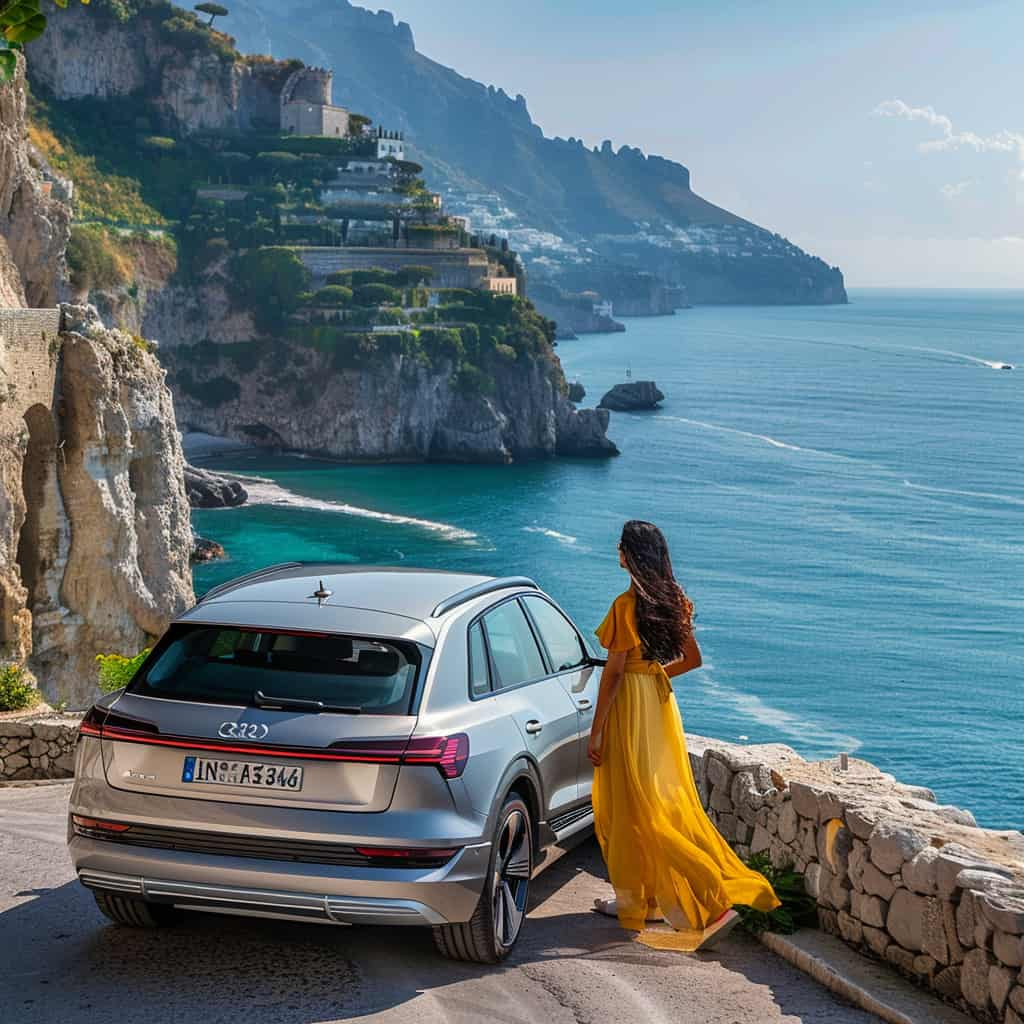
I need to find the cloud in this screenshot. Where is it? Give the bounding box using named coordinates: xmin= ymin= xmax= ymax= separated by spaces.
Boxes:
xmin=939 ymin=180 xmax=974 ymax=200
xmin=874 ymin=99 xmax=1024 ymax=162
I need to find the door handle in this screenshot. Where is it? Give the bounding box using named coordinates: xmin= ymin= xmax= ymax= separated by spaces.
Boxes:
xmin=524 ymin=720 xmax=543 ymax=735
xmin=576 ymin=698 xmax=592 ymax=710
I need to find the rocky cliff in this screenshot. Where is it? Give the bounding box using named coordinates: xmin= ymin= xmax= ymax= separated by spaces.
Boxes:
xmin=28 ymin=0 xmax=294 ymax=137
xmin=165 ymin=336 xmax=615 ymax=462
xmin=0 ymin=54 xmax=193 ymax=706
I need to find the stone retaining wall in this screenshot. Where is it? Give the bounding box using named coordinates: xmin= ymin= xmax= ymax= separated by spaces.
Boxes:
xmin=0 ymin=714 xmax=80 ymax=779
xmin=687 ymin=733 xmax=1024 ymax=1024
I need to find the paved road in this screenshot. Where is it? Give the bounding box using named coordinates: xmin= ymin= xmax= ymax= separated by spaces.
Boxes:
xmin=0 ymin=783 xmax=879 ymax=1024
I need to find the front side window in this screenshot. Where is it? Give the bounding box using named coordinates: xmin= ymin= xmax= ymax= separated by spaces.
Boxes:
xmin=130 ymin=626 xmax=420 ymax=715
xmin=522 ymin=596 xmax=588 ymax=672
xmin=482 ymin=600 xmax=546 ymax=689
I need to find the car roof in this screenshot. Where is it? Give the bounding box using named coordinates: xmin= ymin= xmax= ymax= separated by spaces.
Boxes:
xmin=185 ymin=563 xmax=537 ymax=627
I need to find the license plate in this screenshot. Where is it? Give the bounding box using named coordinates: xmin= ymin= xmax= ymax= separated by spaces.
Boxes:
xmin=182 ymin=756 xmax=304 ymax=791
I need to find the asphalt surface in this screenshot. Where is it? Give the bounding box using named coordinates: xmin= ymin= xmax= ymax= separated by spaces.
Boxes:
xmin=0 ymin=783 xmax=880 ymax=1024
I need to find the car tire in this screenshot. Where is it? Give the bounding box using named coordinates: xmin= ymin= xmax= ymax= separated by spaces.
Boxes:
xmin=93 ymin=890 xmax=181 ymax=928
xmin=433 ymin=794 xmax=533 ymax=964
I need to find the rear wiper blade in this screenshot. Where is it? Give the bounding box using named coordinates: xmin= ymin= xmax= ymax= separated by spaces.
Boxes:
xmin=253 ymin=691 xmax=362 ymax=714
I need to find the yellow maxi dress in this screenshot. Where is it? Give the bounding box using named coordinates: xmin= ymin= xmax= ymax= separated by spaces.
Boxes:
xmin=593 ymin=590 xmax=780 ymax=950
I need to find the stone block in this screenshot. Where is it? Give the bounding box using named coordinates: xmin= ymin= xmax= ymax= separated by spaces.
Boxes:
xmin=887 ymin=888 xmax=928 ymax=952
xmin=818 ymin=907 xmax=838 ymax=934
xmin=844 ymin=803 xmax=880 ymax=840
xmin=837 ymin=910 xmax=863 ymax=945
xmin=976 ymin=921 xmax=995 ymax=951
xmin=709 ymin=785 xmax=733 ymax=812
xmin=716 ymin=813 xmax=738 ymax=842
xmin=960 ymin=869 xmax=1017 ymax=895
xmin=981 ymin=893 xmax=1024 ymax=936
xmin=992 ymin=965 xmax=1016 ymax=1013
xmin=936 ymin=845 xmax=1012 ymax=898
xmin=943 ymin=899 xmax=965 ymax=965
xmin=902 ymin=846 xmax=940 ymax=895
xmin=1007 ymin=1008 xmax=1024 ymax=1024
xmin=862 ymin=925 xmax=890 ymax=958
xmin=848 ymin=839 xmax=868 ymax=891
xmin=933 ymin=965 xmax=962 ymax=1000
xmin=789 ymin=781 xmax=821 ymax=821
xmin=818 ymin=790 xmax=845 ymax=823
xmin=885 ymin=945 xmax=916 ymax=974
xmin=27 ymin=737 xmax=48 ymax=758
xmin=869 ymin=823 xmax=928 ymax=875
xmin=755 ymin=807 xmax=769 ymax=827
xmin=804 ymin=862 xmax=822 ymax=900
xmin=922 ymin=897 xmax=950 ymax=965
xmin=862 ymin=862 xmax=896 ymax=900
xmin=731 ymin=770 xmax=756 ymax=808
xmin=801 ymin=825 xmax=818 ymax=863
xmin=768 ymin=839 xmax=791 ymax=870
xmin=852 ymin=892 xmax=888 ymax=928
xmin=1010 ymin=985 xmax=1024 ymax=1015
xmin=777 ymin=801 xmax=798 ymax=844
xmin=706 ymin=755 xmax=732 ymax=790
xmin=54 ymin=752 xmax=75 ymax=773
xmin=962 ymin=948 xmax=996 ymax=1010
xmin=995 ymin=931 xmax=1024 ymax=968
xmin=0 ymin=723 xmax=34 ymax=738
xmin=750 ymin=825 xmax=772 ymax=855
xmin=738 ymin=804 xmax=758 ymax=826
xmin=4 ymin=753 xmax=28 ymax=771
xmin=766 ymin=811 xmax=779 ymax=833
xmin=912 ymin=954 xmax=937 ymax=977
xmin=958 ymin=891 xmax=979 ymax=948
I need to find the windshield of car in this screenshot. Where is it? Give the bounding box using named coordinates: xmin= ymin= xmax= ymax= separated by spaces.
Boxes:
xmin=129 ymin=625 xmax=421 ymax=715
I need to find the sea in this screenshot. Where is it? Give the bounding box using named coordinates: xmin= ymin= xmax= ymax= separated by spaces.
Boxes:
xmin=191 ymin=289 xmax=1024 ymax=830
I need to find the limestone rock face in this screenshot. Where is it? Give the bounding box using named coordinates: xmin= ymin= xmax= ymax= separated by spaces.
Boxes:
xmin=0 ymin=54 xmax=71 ymax=307
xmin=1 ymin=306 xmax=194 ymax=707
xmin=598 ymin=380 xmax=665 ymax=411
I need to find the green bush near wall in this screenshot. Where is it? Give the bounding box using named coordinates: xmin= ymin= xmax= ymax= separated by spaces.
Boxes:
xmin=96 ymin=649 xmax=151 ymax=694
xmin=0 ymin=665 xmax=38 ymax=712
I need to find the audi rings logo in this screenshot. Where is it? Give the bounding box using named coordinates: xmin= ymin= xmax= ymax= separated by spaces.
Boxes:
xmin=218 ymin=722 xmax=269 ymax=740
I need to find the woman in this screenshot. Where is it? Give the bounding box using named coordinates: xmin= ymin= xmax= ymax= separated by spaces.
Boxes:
xmin=589 ymin=520 xmax=780 ymax=951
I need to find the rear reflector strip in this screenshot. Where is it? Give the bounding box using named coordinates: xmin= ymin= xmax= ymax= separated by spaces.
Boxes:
xmin=82 ymin=710 xmax=470 ymax=777
xmin=72 ymin=815 xmax=132 ymax=834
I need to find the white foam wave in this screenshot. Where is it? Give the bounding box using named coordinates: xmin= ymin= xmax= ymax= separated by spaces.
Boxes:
xmin=522 ymin=526 xmax=578 ymax=546
xmin=906 ymin=346 xmax=1014 ymax=370
xmin=239 ymin=479 xmax=477 ymax=541
xmin=903 ymin=480 xmax=1024 ymax=507
xmin=662 ymin=416 xmax=853 ymax=460
xmin=696 ymin=671 xmax=862 ymax=754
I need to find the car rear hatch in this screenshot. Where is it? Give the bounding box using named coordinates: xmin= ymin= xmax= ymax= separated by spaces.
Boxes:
xmin=94 ymin=623 xmax=431 ymax=813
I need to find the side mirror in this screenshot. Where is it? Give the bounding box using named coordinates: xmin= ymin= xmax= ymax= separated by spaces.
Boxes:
xmin=586 ymin=655 xmax=607 ymax=668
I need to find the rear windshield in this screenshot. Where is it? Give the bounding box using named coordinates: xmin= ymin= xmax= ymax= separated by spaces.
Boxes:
xmin=129 ymin=626 xmax=422 ymax=715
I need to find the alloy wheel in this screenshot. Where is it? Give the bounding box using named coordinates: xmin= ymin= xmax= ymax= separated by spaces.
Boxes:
xmin=492 ymin=808 xmax=531 ymax=950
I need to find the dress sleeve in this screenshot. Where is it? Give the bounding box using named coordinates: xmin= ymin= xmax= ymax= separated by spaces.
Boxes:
xmin=595 ymin=593 xmax=641 ymax=652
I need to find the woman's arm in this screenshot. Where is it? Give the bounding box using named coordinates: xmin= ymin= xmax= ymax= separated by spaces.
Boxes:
xmin=663 ymin=632 xmax=702 ymax=678
xmin=587 ymin=649 xmax=627 ymax=766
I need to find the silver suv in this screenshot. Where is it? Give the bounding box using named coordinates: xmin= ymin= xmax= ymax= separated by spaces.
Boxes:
xmin=69 ymin=564 xmax=603 ymax=962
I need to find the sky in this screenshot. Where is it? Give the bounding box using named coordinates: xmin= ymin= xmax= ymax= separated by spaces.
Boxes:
xmin=366 ymin=0 xmax=1023 ymax=289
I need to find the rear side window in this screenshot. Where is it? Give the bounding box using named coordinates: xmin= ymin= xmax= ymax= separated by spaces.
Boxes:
xmin=482 ymin=601 xmax=546 ymax=689
xmin=130 ymin=626 xmax=420 ymax=715
xmin=522 ymin=596 xmax=588 ymax=672
xmin=468 ymin=622 xmax=491 ymax=697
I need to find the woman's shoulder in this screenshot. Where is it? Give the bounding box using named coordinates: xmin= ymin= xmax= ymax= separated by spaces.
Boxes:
xmin=611 ymin=589 xmax=637 ymax=612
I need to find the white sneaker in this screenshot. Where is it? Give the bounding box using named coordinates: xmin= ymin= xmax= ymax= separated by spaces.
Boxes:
xmin=593 ymin=897 xmax=664 ymax=922
xmin=696 ymin=909 xmax=740 ymax=950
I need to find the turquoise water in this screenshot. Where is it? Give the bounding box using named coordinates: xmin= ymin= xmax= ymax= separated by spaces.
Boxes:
xmin=193 ymin=290 xmax=1024 ymax=829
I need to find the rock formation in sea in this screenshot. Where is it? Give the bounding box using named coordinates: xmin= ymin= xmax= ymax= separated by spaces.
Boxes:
xmin=598 ymin=381 xmax=665 ymax=412
xmin=184 ymin=464 xmax=248 ymax=508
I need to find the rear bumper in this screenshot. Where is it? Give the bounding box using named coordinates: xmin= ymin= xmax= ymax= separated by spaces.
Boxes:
xmin=70 ymin=835 xmax=491 ymax=926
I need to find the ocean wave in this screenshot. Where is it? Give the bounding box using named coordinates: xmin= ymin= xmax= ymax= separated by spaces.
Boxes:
xmin=239 ymin=478 xmax=478 ymax=541
xmin=522 ymin=526 xmax=578 ymax=546
xmin=662 ymin=416 xmax=854 ymax=460
xmin=694 ymin=670 xmax=862 ymax=754
xmin=903 ymin=480 xmax=1024 ymax=507
xmin=905 ymin=346 xmax=1014 ymax=370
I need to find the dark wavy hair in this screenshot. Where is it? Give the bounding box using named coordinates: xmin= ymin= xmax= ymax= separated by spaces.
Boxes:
xmin=619 ymin=520 xmax=693 ymax=663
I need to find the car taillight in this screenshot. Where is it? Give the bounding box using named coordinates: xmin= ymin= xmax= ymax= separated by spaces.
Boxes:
xmin=72 ymin=815 xmax=132 ymax=834
xmin=78 ymin=705 xmax=108 ymax=738
xmin=352 ymin=845 xmax=458 ymax=864
xmin=403 ymin=734 xmax=469 ymax=779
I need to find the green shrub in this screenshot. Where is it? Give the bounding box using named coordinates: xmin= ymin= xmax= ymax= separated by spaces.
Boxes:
xmin=736 ymin=854 xmax=818 ymax=935
xmin=230 ymin=247 xmax=310 ymax=329
xmin=393 ymin=265 xmax=434 ymax=286
xmin=66 ymin=224 xmax=132 ymax=292
xmin=0 ymin=664 xmax=38 ymax=712
xmin=454 ymin=362 xmax=494 ymax=396
xmin=349 ymin=268 xmax=397 ymax=288
xmin=352 ymin=283 xmax=402 ymax=307
xmin=325 ymin=270 xmax=354 ymax=286
xmin=95 ymin=649 xmax=150 ymax=694
xmin=494 ymin=342 xmax=517 ymax=362
xmin=311 ymin=285 xmax=353 ymax=307
xmin=372 ymin=307 xmax=408 ymax=326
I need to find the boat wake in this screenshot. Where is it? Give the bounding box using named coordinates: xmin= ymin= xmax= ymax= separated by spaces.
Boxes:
xmin=902 ymin=480 xmax=1024 ymax=507
xmin=662 ymin=416 xmax=854 ymax=460
xmin=237 ymin=477 xmax=478 ymax=542
xmin=695 ymin=668 xmax=862 ymax=755
xmin=906 ymin=346 xmax=1014 ymax=370
xmin=522 ymin=526 xmax=579 ymax=546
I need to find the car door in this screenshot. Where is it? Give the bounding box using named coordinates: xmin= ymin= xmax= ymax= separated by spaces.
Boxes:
xmin=476 ymin=598 xmax=581 ymax=821
xmin=520 ymin=595 xmax=601 ymax=806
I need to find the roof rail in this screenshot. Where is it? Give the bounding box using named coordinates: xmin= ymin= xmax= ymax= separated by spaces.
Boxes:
xmin=431 ymin=576 xmax=538 ymax=618
xmin=197 ymin=562 xmax=304 ymax=604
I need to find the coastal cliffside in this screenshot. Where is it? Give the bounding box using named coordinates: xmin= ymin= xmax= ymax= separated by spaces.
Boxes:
xmin=0 ymin=54 xmax=193 ymax=706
